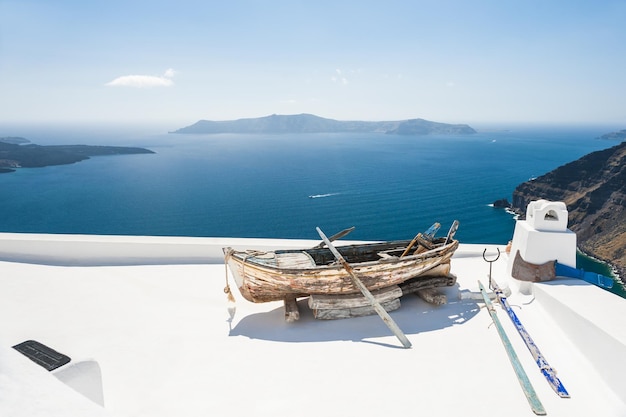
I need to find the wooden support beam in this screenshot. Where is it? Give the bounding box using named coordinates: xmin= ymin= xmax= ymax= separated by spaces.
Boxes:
xmin=399 ymin=273 xmax=456 ymax=296
xmin=308 ymin=285 xmax=402 ymax=310
xmin=284 ymin=297 xmax=300 ymax=322
xmin=415 ymin=288 xmax=447 ymax=306
xmin=313 ymin=299 xmax=401 ymax=320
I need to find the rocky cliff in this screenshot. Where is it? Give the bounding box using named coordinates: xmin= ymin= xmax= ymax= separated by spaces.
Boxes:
xmin=511 ymin=140 xmax=626 ymax=277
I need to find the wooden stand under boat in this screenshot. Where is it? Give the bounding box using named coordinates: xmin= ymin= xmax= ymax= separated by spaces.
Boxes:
xmin=308 ymin=273 xmax=456 ymax=320
xmin=283 ymin=297 xmax=300 ymax=323
xmin=309 ymin=285 xmax=403 ymax=320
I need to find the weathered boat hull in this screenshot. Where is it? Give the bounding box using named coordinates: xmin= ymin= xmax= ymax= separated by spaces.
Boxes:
xmin=224 ymin=239 xmax=459 ymax=303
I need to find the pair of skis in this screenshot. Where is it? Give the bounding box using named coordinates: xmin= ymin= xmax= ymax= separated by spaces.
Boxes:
xmin=478 ymin=280 xmax=569 ymax=415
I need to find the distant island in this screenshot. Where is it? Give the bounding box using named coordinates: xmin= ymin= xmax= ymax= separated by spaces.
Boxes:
xmin=171 ymin=113 xmax=477 ymax=135
xmin=0 ymin=138 xmax=154 ymax=174
xmin=0 ymin=136 xmax=30 ymax=145
xmin=598 ymin=129 xmax=626 ymax=141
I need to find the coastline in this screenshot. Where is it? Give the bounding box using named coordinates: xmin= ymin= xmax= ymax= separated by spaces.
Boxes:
xmin=0 ymin=142 xmax=155 ymax=173
xmin=575 ymin=248 xmax=626 ymax=298
xmin=0 ymin=126 xmax=620 ymax=289
xmin=577 ymin=241 xmax=625 ymax=291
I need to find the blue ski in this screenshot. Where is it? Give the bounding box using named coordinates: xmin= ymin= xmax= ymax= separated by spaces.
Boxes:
xmin=478 ymin=281 xmax=546 ymax=415
xmin=492 ymin=282 xmax=570 ymax=398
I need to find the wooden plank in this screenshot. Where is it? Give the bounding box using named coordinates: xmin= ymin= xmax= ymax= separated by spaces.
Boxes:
xmin=444 ymin=220 xmax=459 ymax=245
xmin=308 ymin=285 xmax=402 ymax=310
xmin=418 ymin=263 xmax=451 ymax=278
xmin=275 ymin=252 xmax=315 ymax=269
xmin=399 ymin=273 xmax=456 ymax=296
xmin=400 ymin=223 xmax=440 ymax=257
xmin=415 ymin=234 xmax=434 ymax=251
xmin=316 ymin=227 xmax=412 ymax=348
xmin=415 ymin=288 xmax=447 ymax=306
xmin=313 ymin=299 xmax=401 ymax=320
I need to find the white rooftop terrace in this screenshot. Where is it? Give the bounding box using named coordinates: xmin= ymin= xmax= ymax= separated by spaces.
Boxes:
xmin=1 ymin=232 xmax=625 ymax=417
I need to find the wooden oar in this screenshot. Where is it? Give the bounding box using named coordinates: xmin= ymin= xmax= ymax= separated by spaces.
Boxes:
xmin=401 ymin=222 xmax=440 ymax=257
xmin=311 ymin=226 xmax=355 ymax=249
xmin=400 ymin=234 xmax=421 ymax=257
xmin=444 ymin=220 xmax=459 ymax=245
xmin=316 ymin=227 xmax=412 ymax=348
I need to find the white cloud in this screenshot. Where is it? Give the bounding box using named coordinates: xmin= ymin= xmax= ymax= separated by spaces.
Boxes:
xmin=331 ymin=69 xmax=348 ymax=85
xmin=330 ymin=68 xmax=363 ymax=85
xmin=106 ymin=68 xmax=176 ymax=88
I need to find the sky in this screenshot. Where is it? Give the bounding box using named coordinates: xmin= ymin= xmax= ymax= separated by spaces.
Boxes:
xmin=1 ymin=0 xmax=626 ymax=127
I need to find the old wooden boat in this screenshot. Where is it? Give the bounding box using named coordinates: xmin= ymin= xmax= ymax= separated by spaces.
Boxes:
xmin=223 ymin=222 xmax=460 ymax=303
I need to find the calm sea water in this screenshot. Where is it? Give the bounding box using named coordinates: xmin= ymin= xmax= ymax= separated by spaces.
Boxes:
xmin=0 ymin=123 xmax=622 ymax=291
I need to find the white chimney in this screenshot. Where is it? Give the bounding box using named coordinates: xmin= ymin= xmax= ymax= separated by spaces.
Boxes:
xmin=507 ymin=199 xmax=577 ymax=279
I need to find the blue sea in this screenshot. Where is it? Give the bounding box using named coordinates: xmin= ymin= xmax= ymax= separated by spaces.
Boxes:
xmin=0 ymin=123 xmax=622 ymax=285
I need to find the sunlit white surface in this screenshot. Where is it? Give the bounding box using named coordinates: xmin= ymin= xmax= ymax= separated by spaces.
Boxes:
xmin=1 ymin=234 xmax=625 ymax=417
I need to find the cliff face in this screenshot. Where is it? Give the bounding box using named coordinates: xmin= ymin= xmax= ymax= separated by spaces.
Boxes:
xmin=511 ymin=141 xmax=626 ymax=277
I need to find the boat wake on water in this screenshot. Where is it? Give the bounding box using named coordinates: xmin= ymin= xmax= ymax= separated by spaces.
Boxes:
xmin=308 ymin=193 xmax=340 ymax=199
